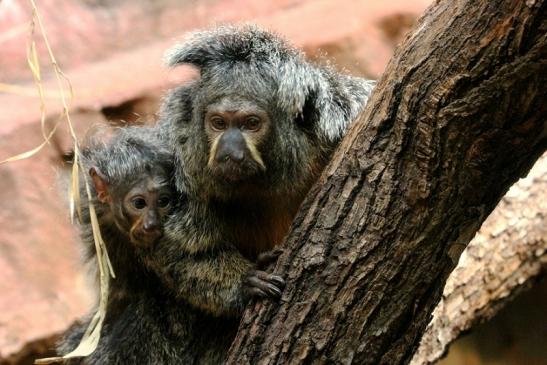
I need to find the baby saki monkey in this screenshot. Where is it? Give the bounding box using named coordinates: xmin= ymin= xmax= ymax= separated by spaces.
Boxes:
xmin=58 ymin=129 xmax=239 ymax=364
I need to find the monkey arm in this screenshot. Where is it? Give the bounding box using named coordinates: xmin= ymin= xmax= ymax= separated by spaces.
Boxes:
xmin=139 ymin=236 xmax=283 ymax=317
xmin=166 ymin=245 xmax=252 ymax=317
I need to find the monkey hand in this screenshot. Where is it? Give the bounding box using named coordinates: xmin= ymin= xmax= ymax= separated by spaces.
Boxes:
xmin=256 ymin=248 xmax=284 ymax=269
xmin=243 ymin=270 xmax=285 ymax=300
xmin=243 ymin=248 xmax=285 ymax=299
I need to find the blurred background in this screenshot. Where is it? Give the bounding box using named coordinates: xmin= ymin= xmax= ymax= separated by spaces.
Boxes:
xmin=0 ymin=1 xmax=545 ymax=364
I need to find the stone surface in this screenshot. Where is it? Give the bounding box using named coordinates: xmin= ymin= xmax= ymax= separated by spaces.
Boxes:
xmin=0 ymin=0 xmax=431 ymax=360
xmin=0 ymin=0 xmax=298 ymax=83
xmin=0 ymin=111 xmax=103 ymax=358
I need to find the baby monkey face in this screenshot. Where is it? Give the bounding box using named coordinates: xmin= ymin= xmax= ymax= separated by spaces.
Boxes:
xmin=122 ymin=177 xmax=173 ymax=248
xmin=90 ymin=166 xmax=174 ymax=248
xmin=204 ymin=96 xmax=270 ymax=183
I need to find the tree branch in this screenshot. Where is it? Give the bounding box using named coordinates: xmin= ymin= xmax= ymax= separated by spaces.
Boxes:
xmin=410 ymin=153 xmax=547 ymax=365
xmin=226 ymin=0 xmax=546 ymax=364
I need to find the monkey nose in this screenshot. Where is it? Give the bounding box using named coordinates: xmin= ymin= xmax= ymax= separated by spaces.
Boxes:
xmin=216 ymin=129 xmax=247 ymax=163
xmin=217 ymin=149 xmax=245 ymax=163
xmin=143 ymin=220 xmax=159 ymax=232
xmin=230 ymin=150 xmax=245 ymax=162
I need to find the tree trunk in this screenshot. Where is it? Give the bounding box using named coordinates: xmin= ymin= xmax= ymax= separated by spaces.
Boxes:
xmin=410 ymin=153 xmax=547 ymax=365
xmin=225 ymin=0 xmax=546 ymax=364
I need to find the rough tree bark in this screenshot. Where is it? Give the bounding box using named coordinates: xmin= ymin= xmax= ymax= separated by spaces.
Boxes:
xmin=410 ymin=153 xmax=547 ymax=365
xmin=226 ymin=0 xmax=546 ymax=364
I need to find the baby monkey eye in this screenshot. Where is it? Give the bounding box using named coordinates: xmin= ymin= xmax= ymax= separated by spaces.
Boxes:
xmin=132 ymin=197 xmax=147 ymax=210
xmin=157 ymin=196 xmax=170 ymax=208
xmin=245 ymin=117 xmax=261 ymax=131
xmin=210 ymin=116 xmax=227 ymax=131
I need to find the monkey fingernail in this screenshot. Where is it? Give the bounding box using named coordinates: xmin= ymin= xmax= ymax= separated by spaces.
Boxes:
xmin=250 ymin=288 xmax=269 ymax=298
xmin=269 ymin=275 xmax=286 ymax=288
xmin=266 ymin=284 xmax=283 ymax=299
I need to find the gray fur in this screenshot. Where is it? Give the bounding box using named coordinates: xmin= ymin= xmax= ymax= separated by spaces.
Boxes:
xmin=58 ymin=128 xmax=241 ymax=364
xmin=164 ymin=25 xmax=375 ymax=144
xmin=60 ymin=25 xmax=376 ymax=364
xmin=145 ymin=25 xmax=376 ymax=349
xmin=159 ymin=25 xmax=375 ymax=203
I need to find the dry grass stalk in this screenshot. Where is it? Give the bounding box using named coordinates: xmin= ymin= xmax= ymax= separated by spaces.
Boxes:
xmin=0 ymin=0 xmax=115 ymax=363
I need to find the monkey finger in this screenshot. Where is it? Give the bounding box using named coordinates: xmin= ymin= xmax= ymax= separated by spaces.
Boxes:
xmin=246 ymin=287 xmax=270 ymax=299
xmin=245 ymin=275 xmax=283 ymax=299
xmin=252 ymin=270 xmax=286 ymax=288
xmin=269 ymin=283 xmax=283 ymax=299
xmin=256 ymin=248 xmax=284 ymax=268
xmin=260 ymin=282 xmax=283 ymax=299
xmin=268 ymin=275 xmax=286 ymax=288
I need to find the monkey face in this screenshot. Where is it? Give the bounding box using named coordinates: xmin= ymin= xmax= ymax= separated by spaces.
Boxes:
xmin=163 ymin=26 xmax=374 ymax=204
xmin=120 ymin=176 xmax=173 ymax=248
xmin=204 ymin=96 xmax=270 ymax=183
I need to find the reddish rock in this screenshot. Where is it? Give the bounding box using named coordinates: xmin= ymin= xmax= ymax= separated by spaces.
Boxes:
xmin=0 ymin=111 xmax=103 ymax=358
xmin=0 ymin=0 xmax=298 ymax=83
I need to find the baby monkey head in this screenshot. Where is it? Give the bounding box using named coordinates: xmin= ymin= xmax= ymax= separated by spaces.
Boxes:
xmin=90 ymin=167 xmax=172 ymax=248
xmin=205 ymin=96 xmax=269 ymax=183
xmin=86 ymin=130 xmax=175 ymax=248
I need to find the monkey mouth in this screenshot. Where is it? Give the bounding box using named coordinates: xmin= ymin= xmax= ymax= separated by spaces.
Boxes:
xmin=130 ymin=230 xmax=163 ymax=248
xmin=210 ymin=159 xmax=262 ymax=183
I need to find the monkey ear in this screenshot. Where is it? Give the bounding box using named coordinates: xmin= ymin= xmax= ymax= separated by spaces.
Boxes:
xmin=89 ymin=167 xmax=111 ymax=204
xmin=276 ymin=61 xmax=320 ymax=123
xmin=277 ymin=62 xmax=344 ymax=140
xmin=313 ymin=75 xmax=376 ymax=142
xmin=278 ymin=61 xmax=375 ymax=143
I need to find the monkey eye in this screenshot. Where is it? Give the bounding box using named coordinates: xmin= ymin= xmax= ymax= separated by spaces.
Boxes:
xmin=210 ymin=116 xmax=227 ymax=131
xmin=157 ymin=196 xmax=170 ymax=208
xmin=132 ymin=197 xmax=147 ymax=210
xmin=244 ymin=117 xmax=261 ymax=131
